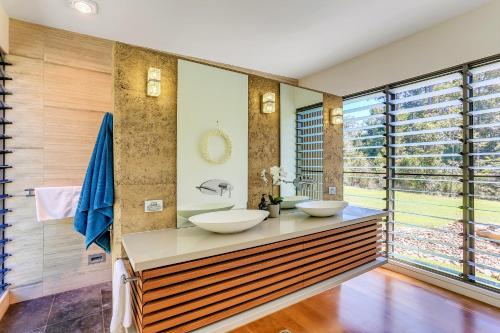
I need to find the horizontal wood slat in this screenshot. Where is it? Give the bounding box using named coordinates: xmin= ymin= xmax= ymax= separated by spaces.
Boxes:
xmin=303 ymin=254 xmax=379 ymax=288
xmin=141 ymin=222 xmax=378 ymax=291
xmin=146 ymin=252 xmax=378 ymax=332
xmin=144 ymin=244 xmax=376 ymax=316
xmin=143 ymin=234 xmax=381 ymax=309
xmin=128 ymin=219 xmax=383 ymax=333
xmin=127 ymin=260 xmax=144 ymax=326
xmin=142 ymin=232 xmax=380 ymax=304
xmin=166 ymin=254 xmax=379 ymax=333
xmin=141 ymin=220 xmax=377 ymax=280
xmin=167 ymin=281 xmax=305 ymax=333
xmin=131 ymin=295 xmax=143 ymax=331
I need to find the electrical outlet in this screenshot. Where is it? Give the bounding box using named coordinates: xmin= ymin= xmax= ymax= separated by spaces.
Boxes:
xmin=328 ymin=186 xmax=337 ymax=195
xmin=145 ymin=200 xmax=163 ymax=212
xmin=88 ymin=253 xmax=106 ymax=265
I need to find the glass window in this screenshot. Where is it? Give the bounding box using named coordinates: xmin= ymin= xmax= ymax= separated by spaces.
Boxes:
xmin=343 ymin=92 xmax=386 ymax=210
xmin=343 ymin=59 xmax=500 ymax=291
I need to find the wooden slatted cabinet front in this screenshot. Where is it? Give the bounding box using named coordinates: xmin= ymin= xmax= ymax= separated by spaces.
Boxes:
xmin=127 ymin=219 xmax=383 ymax=333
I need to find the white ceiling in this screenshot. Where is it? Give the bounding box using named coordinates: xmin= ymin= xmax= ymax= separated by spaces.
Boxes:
xmin=0 ymin=0 xmax=492 ymax=78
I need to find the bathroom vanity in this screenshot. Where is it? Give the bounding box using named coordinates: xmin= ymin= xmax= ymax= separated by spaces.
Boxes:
xmin=122 ymin=206 xmax=387 ymax=333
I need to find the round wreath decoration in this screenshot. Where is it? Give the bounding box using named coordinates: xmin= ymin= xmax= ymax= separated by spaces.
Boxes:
xmin=200 ymin=128 xmax=232 ymax=164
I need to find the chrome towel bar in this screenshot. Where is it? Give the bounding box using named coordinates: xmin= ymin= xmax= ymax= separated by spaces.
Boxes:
xmin=117 ymin=257 xmax=138 ymax=284
xmin=121 ymin=274 xmax=139 ymax=284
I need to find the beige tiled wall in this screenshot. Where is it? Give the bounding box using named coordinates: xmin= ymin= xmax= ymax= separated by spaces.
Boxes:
xmin=4 ymin=19 xmax=113 ymax=302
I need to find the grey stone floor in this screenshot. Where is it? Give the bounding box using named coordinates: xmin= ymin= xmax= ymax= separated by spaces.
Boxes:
xmin=0 ymin=282 xmax=112 ymax=333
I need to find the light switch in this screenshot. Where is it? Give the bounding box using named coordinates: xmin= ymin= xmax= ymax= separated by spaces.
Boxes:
xmin=328 ymin=187 xmax=337 ymax=195
xmin=145 ymin=200 xmax=163 ymax=212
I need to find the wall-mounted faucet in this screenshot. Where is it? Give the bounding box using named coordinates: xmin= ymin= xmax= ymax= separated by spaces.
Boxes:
xmin=283 ymin=176 xmax=315 ymax=191
xmin=218 ymin=182 xmax=232 ymax=198
xmin=196 ymin=179 xmax=234 ymax=198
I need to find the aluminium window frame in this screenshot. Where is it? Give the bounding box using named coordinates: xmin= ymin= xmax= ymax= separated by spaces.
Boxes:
xmin=343 ymin=53 xmax=500 ymax=293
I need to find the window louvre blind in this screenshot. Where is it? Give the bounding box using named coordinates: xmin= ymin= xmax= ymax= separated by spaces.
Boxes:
xmin=296 ymin=104 xmax=323 ymax=200
xmin=343 ymin=92 xmax=387 ymax=210
xmin=466 ymin=61 xmax=500 ymax=288
xmin=343 ymin=56 xmax=500 ymax=291
xmin=390 ymin=72 xmax=464 ymax=277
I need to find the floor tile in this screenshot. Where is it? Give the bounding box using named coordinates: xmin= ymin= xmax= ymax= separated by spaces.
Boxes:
xmin=103 ymin=308 xmax=112 ymax=333
xmin=47 ymin=284 xmax=102 ymax=325
xmin=0 ymin=295 xmax=54 ymax=333
xmin=92 ymin=281 xmax=111 ymax=291
xmin=44 ymin=313 xmax=103 ymax=333
xmin=100 ymin=283 xmax=112 ymax=310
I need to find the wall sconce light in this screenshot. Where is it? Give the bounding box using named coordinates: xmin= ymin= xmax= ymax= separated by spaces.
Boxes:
xmin=330 ymin=108 xmax=343 ymax=125
xmin=147 ymin=67 xmax=161 ymax=97
xmin=262 ymin=92 xmax=276 ymax=114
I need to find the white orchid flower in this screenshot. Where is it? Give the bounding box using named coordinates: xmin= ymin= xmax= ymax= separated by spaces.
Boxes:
xmin=260 ymin=169 xmax=268 ymax=184
xmin=269 ymin=166 xmax=281 ymax=185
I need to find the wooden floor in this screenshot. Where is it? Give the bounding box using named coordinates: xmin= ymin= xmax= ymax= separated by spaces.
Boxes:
xmin=230 ymin=268 xmax=500 ymax=333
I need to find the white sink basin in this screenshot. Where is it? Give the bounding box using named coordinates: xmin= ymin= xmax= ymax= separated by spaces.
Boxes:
xmin=296 ymin=200 xmax=348 ymax=217
xmin=177 ymin=201 xmax=234 ymax=219
xmin=189 ymin=210 xmax=269 ymax=233
xmin=281 ymin=195 xmax=310 ymax=209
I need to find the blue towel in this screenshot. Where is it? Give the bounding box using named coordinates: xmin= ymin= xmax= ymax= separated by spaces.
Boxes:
xmin=74 ymin=113 xmax=114 ymax=253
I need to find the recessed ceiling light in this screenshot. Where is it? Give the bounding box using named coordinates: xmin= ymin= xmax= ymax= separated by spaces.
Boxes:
xmin=69 ymin=0 xmax=98 ymax=15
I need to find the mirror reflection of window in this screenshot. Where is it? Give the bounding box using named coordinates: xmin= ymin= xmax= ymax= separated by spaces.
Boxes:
xmin=280 ymin=84 xmax=323 ymax=202
xmin=296 ymin=103 xmax=324 ymax=200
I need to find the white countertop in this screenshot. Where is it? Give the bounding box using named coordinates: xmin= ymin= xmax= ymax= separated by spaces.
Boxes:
xmin=122 ymin=205 xmax=387 ymax=272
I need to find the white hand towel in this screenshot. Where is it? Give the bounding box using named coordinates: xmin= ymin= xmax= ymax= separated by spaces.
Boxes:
xmin=123 ymin=274 xmax=132 ymax=329
xmin=34 ymin=186 xmax=82 ymax=222
xmin=110 ymin=259 xmax=133 ymax=333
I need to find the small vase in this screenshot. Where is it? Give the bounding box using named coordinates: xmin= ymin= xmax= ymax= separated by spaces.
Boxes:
xmin=268 ymin=204 xmax=280 ymax=218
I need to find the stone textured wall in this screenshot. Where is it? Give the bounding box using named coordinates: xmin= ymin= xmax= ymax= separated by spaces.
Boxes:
xmin=247 ymin=76 xmax=281 ymax=208
xmin=112 ymin=43 xmax=178 ymax=259
xmin=112 ymin=47 xmax=286 ymax=254
xmin=323 ymin=93 xmax=344 ymax=200
xmin=112 ymin=43 xmax=343 ymax=261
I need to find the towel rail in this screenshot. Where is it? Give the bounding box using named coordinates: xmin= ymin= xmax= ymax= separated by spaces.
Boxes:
xmin=121 ymin=274 xmax=139 ymax=284
xmin=117 ymin=257 xmax=138 ymax=284
xmin=24 ymin=188 xmax=35 ymax=197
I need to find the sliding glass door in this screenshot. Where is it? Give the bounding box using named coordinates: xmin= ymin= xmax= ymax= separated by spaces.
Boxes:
xmin=343 ymin=56 xmax=500 ymax=291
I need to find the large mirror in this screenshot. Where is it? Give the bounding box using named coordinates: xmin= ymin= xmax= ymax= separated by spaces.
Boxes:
xmin=280 ymin=84 xmax=324 ymax=209
xmin=177 ymin=60 xmax=248 ymax=227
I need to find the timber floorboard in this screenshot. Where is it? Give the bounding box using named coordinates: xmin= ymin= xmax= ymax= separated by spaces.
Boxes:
xmin=230 ymin=268 xmax=500 ymax=333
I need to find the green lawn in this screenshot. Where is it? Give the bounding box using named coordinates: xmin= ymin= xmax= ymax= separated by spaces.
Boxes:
xmin=344 ymin=186 xmax=500 ymax=227
xmin=394 ymin=255 xmax=499 ymax=288
xmin=394 ymin=253 xmax=462 ymax=274
xmin=345 ymin=185 xmax=500 ymax=288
